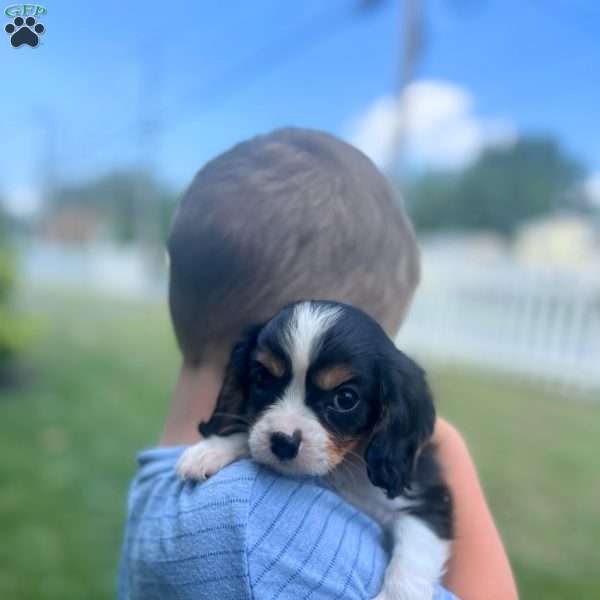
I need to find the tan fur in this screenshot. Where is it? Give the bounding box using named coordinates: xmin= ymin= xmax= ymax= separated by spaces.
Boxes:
xmin=326 ymin=434 xmax=360 ymax=467
xmin=313 ymin=364 xmax=353 ymax=391
xmin=255 ymin=350 xmax=285 ymax=378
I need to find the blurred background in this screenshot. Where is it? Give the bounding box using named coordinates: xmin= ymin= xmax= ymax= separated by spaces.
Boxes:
xmin=1 ymin=1 xmax=599 ymax=598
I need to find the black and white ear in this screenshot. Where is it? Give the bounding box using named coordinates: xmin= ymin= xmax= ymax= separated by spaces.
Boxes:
xmin=365 ymin=350 xmax=435 ymax=498
xmin=198 ymin=324 xmax=262 ymax=437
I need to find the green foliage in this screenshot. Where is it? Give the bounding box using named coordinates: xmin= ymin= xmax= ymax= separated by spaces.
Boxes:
xmin=406 ymin=137 xmax=587 ymax=235
xmin=0 ymin=244 xmax=16 ymax=302
xmin=0 ymin=214 xmax=34 ymax=368
xmin=0 ymin=303 xmax=36 ymax=365
xmin=50 ymin=170 xmax=176 ymax=244
xmin=0 ymin=291 xmax=598 ymax=599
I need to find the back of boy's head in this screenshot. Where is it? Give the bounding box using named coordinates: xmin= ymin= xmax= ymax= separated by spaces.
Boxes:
xmin=168 ymin=128 xmax=420 ymax=365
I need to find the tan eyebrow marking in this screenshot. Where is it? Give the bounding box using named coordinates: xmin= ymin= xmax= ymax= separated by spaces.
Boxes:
xmin=255 ymin=350 xmax=285 ymax=378
xmin=313 ymin=364 xmax=353 ymax=391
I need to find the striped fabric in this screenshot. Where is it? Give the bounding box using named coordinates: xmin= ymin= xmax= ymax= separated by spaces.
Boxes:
xmin=118 ymin=447 xmax=457 ymax=600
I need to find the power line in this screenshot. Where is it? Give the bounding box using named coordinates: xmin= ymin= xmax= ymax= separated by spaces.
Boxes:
xmin=62 ymin=1 xmax=384 ymax=172
xmin=34 ymin=107 xmax=58 ymax=208
xmin=169 ymin=0 xmax=384 ymax=127
xmin=389 ymin=0 xmax=425 ymax=182
xmin=134 ymin=42 xmax=164 ymax=247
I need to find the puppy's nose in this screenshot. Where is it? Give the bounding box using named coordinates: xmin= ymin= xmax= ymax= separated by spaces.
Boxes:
xmin=270 ymin=430 xmax=302 ymax=461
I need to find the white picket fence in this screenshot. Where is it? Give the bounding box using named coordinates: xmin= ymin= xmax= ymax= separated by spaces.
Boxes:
xmin=22 ymin=241 xmax=166 ymax=299
xmin=398 ymin=258 xmax=600 ymax=397
xmin=22 ymin=242 xmax=600 ymax=397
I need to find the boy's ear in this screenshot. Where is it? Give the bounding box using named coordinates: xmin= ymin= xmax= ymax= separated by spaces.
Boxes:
xmin=198 ymin=324 xmax=263 ymax=437
xmin=364 ymin=350 xmax=435 ymax=498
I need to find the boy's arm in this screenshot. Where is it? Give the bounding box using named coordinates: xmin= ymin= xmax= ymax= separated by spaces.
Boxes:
xmin=434 ymin=419 xmax=519 ymax=600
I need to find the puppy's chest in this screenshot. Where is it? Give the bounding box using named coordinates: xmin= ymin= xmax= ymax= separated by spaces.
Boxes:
xmin=325 ymin=462 xmax=412 ymax=532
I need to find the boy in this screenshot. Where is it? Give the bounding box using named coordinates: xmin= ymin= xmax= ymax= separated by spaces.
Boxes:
xmin=118 ymin=128 xmax=517 ymax=599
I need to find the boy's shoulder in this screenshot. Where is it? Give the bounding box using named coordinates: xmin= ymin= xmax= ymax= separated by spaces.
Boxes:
xmin=119 ymin=447 xmax=257 ymax=599
xmin=118 ymin=447 xmax=389 ymax=599
xmin=118 ymin=447 xmax=456 ymax=600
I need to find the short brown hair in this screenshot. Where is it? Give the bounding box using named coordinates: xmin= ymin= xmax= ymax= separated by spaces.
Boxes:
xmin=167 ymin=128 xmax=420 ymax=365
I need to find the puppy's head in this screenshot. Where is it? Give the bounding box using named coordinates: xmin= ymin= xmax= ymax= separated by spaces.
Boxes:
xmin=200 ymin=300 xmax=435 ymax=497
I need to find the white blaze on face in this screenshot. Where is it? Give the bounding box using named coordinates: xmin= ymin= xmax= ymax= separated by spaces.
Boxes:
xmin=248 ymin=302 xmax=341 ymax=475
xmin=283 ymin=302 xmax=341 ymax=374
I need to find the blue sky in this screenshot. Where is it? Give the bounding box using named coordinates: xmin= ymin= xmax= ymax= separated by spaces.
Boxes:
xmin=1 ymin=0 xmax=599 ymax=213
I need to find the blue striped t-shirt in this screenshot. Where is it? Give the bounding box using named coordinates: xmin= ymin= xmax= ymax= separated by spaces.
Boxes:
xmin=118 ymin=446 xmax=457 ymax=599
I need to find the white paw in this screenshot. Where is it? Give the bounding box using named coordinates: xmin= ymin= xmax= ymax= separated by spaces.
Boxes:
xmin=176 ymin=434 xmax=248 ymax=481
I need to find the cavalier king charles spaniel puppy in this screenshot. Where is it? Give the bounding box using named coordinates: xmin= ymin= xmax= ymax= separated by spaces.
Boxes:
xmin=177 ymin=300 xmax=453 ymax=600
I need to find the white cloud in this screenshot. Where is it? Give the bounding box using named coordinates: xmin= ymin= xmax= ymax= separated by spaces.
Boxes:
xmin=584 ymin=172 xmax=600 ymax=208
xmin=347 ymin=80 xmax=516 ymax=170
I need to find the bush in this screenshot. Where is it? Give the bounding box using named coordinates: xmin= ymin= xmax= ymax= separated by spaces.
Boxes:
xmin=0 ymin=230 xmax=34 ymax=373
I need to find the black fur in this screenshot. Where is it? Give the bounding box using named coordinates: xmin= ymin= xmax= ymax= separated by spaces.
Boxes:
xmin=406 ymin=444 xmax=454 ymax=540
xmin=198 ymin=324 xmax=263 ymax=437
xmin=365 ymin=350 xmax=435 ymax=499
xmin=199 ymin=300 xmax=453 ymax=543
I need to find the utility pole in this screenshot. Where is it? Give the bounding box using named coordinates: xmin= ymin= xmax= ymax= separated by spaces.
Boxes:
xmin=31 ymin=107 xmax=59 ymax=236
xmin=392 ymin=0 xmax=425 ymax=181
xmin=36 ymin=107 xmax=58 ymax=210
xmin=398 ymin=0 xmax=424 ymax=94
xmin=135 ymin=41 xmax=163 ymax=255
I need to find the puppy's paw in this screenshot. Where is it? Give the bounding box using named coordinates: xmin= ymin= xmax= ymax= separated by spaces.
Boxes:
xmin=176 ymin=440 xmax=221 ymax=481
xmin=176 ymin=433 xmax=249 ymax=481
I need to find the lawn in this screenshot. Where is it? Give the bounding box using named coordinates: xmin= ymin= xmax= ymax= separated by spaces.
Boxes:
xmin=1 ymin=290 xmax=599 ymax=599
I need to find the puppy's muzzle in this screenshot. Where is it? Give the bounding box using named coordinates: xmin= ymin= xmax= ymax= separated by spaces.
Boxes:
xmin=270 ymin=429 xmax=302 ymax=461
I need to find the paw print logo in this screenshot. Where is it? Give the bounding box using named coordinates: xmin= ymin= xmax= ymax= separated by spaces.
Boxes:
xmin=5 ymin=16 xmax=45 ymax=48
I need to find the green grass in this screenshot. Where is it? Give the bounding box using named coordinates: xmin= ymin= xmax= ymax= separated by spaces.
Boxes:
xmin=431 ymin=371 xmax=600 ymax=599
xmin=1 ymin=290 xmax=599 ymax=599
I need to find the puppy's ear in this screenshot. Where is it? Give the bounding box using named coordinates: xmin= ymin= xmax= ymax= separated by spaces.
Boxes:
xmin=365 ymin=350 xmax=435 ymax=498
xmin=198 ymin=324 xmax=262 ymax=437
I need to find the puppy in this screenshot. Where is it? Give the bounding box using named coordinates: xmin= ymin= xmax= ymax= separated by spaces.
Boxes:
xmin=177 ymin=300 xmax=452 ymax=600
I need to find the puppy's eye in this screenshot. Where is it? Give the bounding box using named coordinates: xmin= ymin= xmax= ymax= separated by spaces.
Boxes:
xmin=332 ymin=387 xmax=360 ymax=412
xmin=250 ymin=364 xmax=273 ymax=390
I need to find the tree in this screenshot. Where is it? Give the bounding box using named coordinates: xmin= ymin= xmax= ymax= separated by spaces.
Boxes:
xmin=406 ymin=137 xmax=587 ymax=236
xmin=48 ymin=170 xmax=176 ymax=244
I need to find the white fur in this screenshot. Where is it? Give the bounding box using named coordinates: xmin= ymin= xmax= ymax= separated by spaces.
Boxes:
xmin=177 ymin=301 xmax=449 ymax=599
xmin=248 ymin=302 xmax=340 ymax=476
xmin=373 ymin=516 xmax=450 ymax=600
xmin=281 ymin=301 xmax=340 ymax=373
xmin=179 ymin=434 xmax=449 ymax=600
xmin=176 ymin=433 xmax=249 ymax=480
xmin=248 ymin=394 xmax=331 ymax=475
xmin=178 ymin=303 xmax=340 ymax=480
xmin=329 ymin=460 xmax=450 ymax=600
